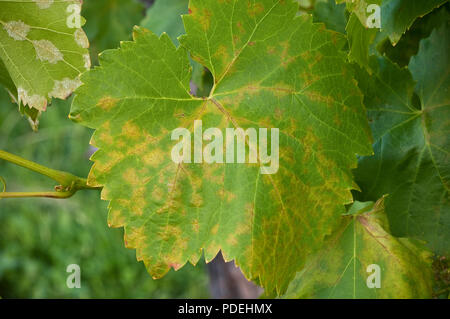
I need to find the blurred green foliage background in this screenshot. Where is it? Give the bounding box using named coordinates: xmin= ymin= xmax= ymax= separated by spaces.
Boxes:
xmin=0 ymin=0 xmax=209 ymax=298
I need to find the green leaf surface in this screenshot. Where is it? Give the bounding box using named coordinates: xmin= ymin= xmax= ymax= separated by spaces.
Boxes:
xmin=140 ymin=0 xmax=188 ymax=46
xmin=0 ymin=0 xmax=90 ymax=111
xmin=0 ymin=58 xmax=14 ymax=93
xmin=70 ymin=0 xmax=372 ymax=293
xmin=313 ymin=0 xmax=347 ymax=34
xmin=354 ymin=24 xmax=450 ymax=255
xmin=282 ymin=197 xmax=434 ymax=298
xmin=346 ymin=13 xmax=378 ymax=73
xmin=82 ymin=0 xmax=144 ymax=63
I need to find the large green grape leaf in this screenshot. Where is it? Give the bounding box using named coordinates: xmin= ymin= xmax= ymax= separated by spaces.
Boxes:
xmin=339 ymin=0 xmax=448 ymax=71
xmin=282 ymin=197 xmax=434 ymax=298
xmin=82 ymin=0 xmax=144 ymax=64
xmin=0 ymin=0 xmax=90 ymax=112
xmin=353 ymin=24 xmax=450 ymax=255
xmin=70 ymin=0 xmax=372 ymax=293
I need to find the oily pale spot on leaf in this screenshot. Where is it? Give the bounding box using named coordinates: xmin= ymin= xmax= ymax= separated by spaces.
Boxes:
xmin=83 ymin=53 xmax=91 ymax=69
xmin=33 ymin=0 xmax=54 ymax=9
xmin=3 ymin=20 xmax=30 ymax=41
xmin=18 ymin=87 xmax=47 ymax=111
xmin=49 ymin=77 xmax=82 ymax=99
xmin=32 ymin=39 xmax=63 ymax=64
xmin=74 ymin=28 xmax=89 ymax=49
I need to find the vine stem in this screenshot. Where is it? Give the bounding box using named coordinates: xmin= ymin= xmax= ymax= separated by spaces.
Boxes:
xmin=0 ymin=149 xmax=100 ymax=199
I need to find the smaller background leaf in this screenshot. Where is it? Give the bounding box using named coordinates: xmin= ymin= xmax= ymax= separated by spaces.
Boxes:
xmin=282 ymin=198 xmax=434 ymax=299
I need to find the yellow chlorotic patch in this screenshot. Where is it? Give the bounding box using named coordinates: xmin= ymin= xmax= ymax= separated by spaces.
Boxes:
xmin=247 ymin=2 xmax=264 ymax=17
xmin=96 ymin=96 xmax=119 ymax=110
xmin=130 ymin=186 xmax=146 ymax=216
xmin=3 ymin=20 xmax=30 ymax=41
xmin=190 ymin=192 xmax=203 ymax=208
xmin=217 ymin=189 xmax=236 ymax=203
xmin=192 ymin=219 xmax=200 ymax=233
xmin=33 ymin=40 xmax=63 ymax=64
xmin=151 ymin=186 xmax=164 ymax=202
xmin=211 ymin=224 xmax=219 ymax=235
xmin=98 ymin=131 xmax=114 ymax=145
xmin=143 ymin=148 xmax=165 ymax=167
xmin=227 ymin=234 xmax=238 ymax=246
xmin=121 ymin=121 xmax=141 ymax=139
xmin=123 ymin=167 xmax=140 ymax=185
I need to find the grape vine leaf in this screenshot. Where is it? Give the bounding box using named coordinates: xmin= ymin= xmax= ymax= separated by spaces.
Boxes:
xmin=353 ymin=24 xmax=450 ymax=255
xmin=0 ymin=0 xmax=90 ymax=112
xmin=345 ymin=13 xmax=378 ymax=73
xmin=282 ymin=197 xmax=434 ymax=298
xmin=339 ymin=0 xmax=448 ymax=71
xmin=83 ymin=0 xmax=144 ymax=64
xmin=379 ymin=4 xmax=450 ymax=67
xmin=70 ymin=0 xmax=372 ymax=293
xmin=313 ymin=0 xmax=347 ymax=34
xmin=339 ymin=0 xmax=447 ymax=43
